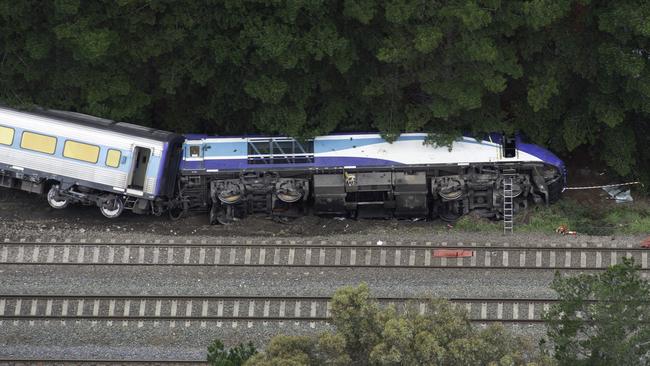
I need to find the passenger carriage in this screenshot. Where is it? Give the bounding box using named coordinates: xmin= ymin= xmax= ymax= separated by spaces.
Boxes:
xmin=0 ymin=106 xmax=184 ymax=218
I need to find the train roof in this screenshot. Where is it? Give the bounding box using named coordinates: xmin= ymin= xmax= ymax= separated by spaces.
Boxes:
xmin=1 ymin=106 xmax=181 ymax=143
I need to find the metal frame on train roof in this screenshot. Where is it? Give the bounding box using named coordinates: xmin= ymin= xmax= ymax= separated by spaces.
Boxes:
xmin=247 ymin=138 xmax=314 ymax=164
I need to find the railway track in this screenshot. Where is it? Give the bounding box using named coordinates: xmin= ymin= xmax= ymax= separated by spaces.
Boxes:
xmin=0 ymin=359 xmax=206 ymax=365
xmin=0 ymin=240 xmax=647 ymax=270
xmin=0 ymin=294 xmax=556 ymax=325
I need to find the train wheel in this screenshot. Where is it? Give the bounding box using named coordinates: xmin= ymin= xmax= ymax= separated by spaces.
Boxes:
xmin=100 ymin=197 xmax=124 ymax=219
xmin=169 ymin=206 xmax=185 ymax=221
xmin=47 ymin=185 xmax=69 ymax=209
xmin=210 ymin=204 xmax=234 ymax=225
xmin=216 ymin=210 xmax=234 ymax=225
xmin=437 ymin=201 xmax=462 ymax=222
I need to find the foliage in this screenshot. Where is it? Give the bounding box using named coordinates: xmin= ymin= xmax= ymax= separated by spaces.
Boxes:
xmin=603 ymin=202 xmax=650 ymax=234
xmin=1 ymin=1 xmax=650 ymax=183
xmin=516 ymin=198 xmax=650 ymax=235
xmin=452 ymin=213 xmax=501 ymax=232
xmin=543 ymin=258 xmax=650 ymax=366
xmin=207 ymin=339 xmax=257 ymax=366
xmin=246 ymin=284 xmax=551 ymax=366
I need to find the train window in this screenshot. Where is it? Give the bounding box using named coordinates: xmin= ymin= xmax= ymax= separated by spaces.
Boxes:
xmin=189 ymin=145 xmax=200 ymax=157
xmin=21 ymin=131 xmax=57 ymax=154
xmin=0 ymin=126 xmax=14 ymax=145
xmin=106 ymin=149 xmax=122 ymax=168
xmin=63 ymin=140 xmax=100 ymax=164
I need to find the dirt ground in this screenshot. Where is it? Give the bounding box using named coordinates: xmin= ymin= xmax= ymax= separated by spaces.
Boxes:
xmin=0 ymin=187 xmax=456 ymax=239
xmin=561 ymin=150 xmax=647 ymax=209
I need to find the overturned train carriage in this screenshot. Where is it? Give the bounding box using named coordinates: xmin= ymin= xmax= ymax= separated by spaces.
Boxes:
xmin=178 ymin=133 xmax=566 ymax=224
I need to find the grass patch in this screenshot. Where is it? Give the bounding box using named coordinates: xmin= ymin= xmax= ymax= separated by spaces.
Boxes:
xmin=518 ymin=200 xmax=616 ymax=235
xmin=452 ymin=214 xmax=501 ymax=232
xmin=450 ymin=199 xmax=650 ymax=235
xmin=604 ymin=203 xmax=650 ymax=234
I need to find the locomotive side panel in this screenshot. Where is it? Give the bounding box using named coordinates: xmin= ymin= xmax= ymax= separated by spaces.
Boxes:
xmin=178 ymin=134 xmax=565 ymax=223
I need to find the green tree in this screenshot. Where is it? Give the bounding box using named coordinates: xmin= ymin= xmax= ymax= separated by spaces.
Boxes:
xmin=207 ymin=339 xmax=257 ymax=366
xmin=2 ymin=1 xmax=650 ymax=184
xmin=247 ymin=284 xmax=550 ymax=366
xmin=510 ymin=0 xmax=650 ymax=178
xmin=543 ymin=258 xmax=650 ymax=365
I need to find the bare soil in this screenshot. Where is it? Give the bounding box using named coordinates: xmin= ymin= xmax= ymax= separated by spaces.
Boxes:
xmin=0 ymin=187 xmax=455 ymax=240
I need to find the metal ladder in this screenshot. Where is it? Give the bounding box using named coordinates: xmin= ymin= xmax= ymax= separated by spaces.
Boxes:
xmin=502 ymin=169 xmax=516 ymax=234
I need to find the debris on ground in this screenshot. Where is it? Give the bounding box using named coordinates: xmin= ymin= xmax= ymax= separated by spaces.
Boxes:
xmin=641 ymin=237 xmax=650 ymax=248
xmin=376 ymin=240 xmax=384 ymax=246
xmin=555 ymin=225 xmax=577 ymax=235
xmin=433 ymin=249 xmax=474 ymax=258
xmin=602 ymin=186 xmax=633 ymax=203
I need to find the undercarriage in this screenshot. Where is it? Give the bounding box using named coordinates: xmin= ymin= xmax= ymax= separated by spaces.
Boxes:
xmin=176 ymin=163 xmax=563 ymax=224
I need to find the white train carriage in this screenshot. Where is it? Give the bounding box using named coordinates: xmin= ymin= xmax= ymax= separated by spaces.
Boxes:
xmin=0 ymin=106 xmax=183 ymax=218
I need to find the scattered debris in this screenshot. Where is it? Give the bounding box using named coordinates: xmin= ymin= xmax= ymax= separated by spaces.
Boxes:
xmin=433 ymin=249 xmax=474 ymax=258
xmin=602 ymin=186 xmax=633 ymax=203
xmin=376 ymin=240 xmax=384 ymax=246
xmin=555 ymin=225 xmax=577 ymax=236
xmin=641 ymin=237 xmax=650 ymax=248
xmin=334 ymin=217 xmax=346 ymax=221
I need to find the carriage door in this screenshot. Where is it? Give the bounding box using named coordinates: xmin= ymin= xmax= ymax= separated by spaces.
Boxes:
xmin=128 ymin=146 xmax=151 ymax=191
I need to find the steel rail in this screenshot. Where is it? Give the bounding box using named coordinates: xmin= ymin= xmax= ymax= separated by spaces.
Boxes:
xmin=0 ymin=294 xmax=555 ymax=324
xmin=1 ymin=240 xmax=646 ymax=251
xmin=0 ymin=359 xmax=206 ymax=365
xmin=0 ymin=316 xmax=547 ymax=324
xmin=0 ymin=262 xmax=640 ymax=270
xmin=0 ymin=294 xmax=558 ymax=302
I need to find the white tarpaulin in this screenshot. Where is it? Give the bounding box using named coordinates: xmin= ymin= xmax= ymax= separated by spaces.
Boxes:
xmin=602 ymin=186 xmax=633 ymax=203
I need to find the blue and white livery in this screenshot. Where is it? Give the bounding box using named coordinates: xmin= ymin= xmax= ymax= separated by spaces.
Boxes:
xmin=179 ymin=133 xmax=565 ymax=223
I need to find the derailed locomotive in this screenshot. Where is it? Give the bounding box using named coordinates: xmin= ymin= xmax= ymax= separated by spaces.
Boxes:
xmin=177 ymin=133 xmax=566 ymax=224
xmin=0 ymin=105 xmax=566 ymax=222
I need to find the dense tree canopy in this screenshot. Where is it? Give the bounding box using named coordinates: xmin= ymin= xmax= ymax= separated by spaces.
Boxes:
xmin=1 ymin=1 xmax=649 ymax=180
xmin=243 ymin=284 xmax=549 ymax=365
xmin=543 ymin=258 xmax=650 ymax=366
